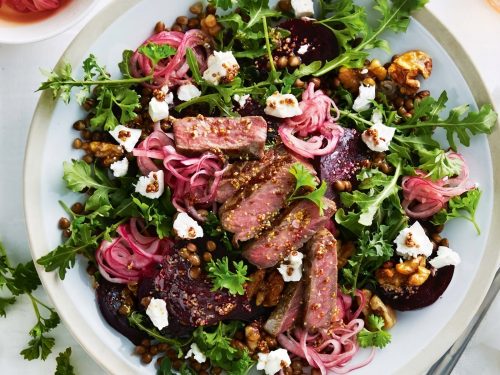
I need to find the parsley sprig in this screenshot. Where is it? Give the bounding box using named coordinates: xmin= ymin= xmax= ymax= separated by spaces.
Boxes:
xmin=288 ymin=163 xmax=328 ymax=215
xmin=357 ymin=314 xmax=392 ymax=349
xmin=432 ymin=189 xmax=482 ymax=234
xmin=206 ymin=257 xmax=250 ymax=296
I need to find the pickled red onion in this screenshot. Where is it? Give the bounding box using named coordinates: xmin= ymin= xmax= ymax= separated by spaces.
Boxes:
xmin=279 ymin=83 xmax=344 ymax=158
xmin=277 ymin=291 xmax=373 ymax=375
xmin=3 ymin=0 xmax=59 ymax=12
xmin=96 ymin=219 xmax=172 ymax=284
xmin=133 ymin=131 xmax=226 ymax=219
xmin=130 ymin=29 xmax=212 ymax=88
xmin=402 ymin=153 xmax=474 ymax=218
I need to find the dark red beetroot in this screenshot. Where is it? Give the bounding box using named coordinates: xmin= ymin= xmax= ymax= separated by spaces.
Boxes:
xmin=319 ymin=128 xmax=369 ymax=200
xmin=96 ymin=280 xmax=147 ymax=345
xmin=277 ymin=19 xmax=340 ymax=65
xmin=378 ymin=265 xmax=455 ymax=311
xmin=144 ymin=253 xmax=267 ymax=328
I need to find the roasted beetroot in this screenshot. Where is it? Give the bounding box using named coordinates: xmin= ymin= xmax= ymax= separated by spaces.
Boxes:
xmin=277 ymin=19 xmax=340 ymax=65
xmin=319 ymin=128 xmax=369 ymax=200
xmin=378 ymin=265 xmax=455 ymax=311
xmin=96 ymin=280 xmax=146 ymax=345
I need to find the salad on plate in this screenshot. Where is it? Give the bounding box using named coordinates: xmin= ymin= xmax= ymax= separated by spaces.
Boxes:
xmin=37 ymin=0 xmax=497 ymax=374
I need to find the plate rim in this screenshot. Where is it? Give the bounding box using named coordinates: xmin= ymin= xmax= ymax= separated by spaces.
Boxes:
xmin=23 ymin=2 xmax=500 ymax=374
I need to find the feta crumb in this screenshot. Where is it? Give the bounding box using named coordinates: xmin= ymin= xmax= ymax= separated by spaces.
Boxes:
xmin=161 ymin=85 xmax=174 ymax=104
xmin=291 ymin=0 xmax=314 ymax=18
xmin=173 ymin=212 xmax=203 ymax=239
xmin=135 ymin=170 xmax=165 ymax=199
xmin=202 ymin=51 xmax=240 ymax=85
xmin=360 ymin=68 xmax=369 ymax=74
xmin=297 ymin=44 xmax=310 ymax=55
xmin=233 ymin=94 xmax=250 ymax=108
xmin=146 ymin=298 xmax=169 ymax=330
xmin=149 ymin=97 xmax=170 ymax=122
xmin=185 ymin=343 xmax=206 ymax=364
xmin=352 ymin=84 xmax=376 ymax=112
xmin=264 ymin=92 xmax=302 ymax=118
xmin=430 ymin=246 xmax=461 ymax=269
xmin=108 ymin=125 xmax=142 ymax=152
xmin=109 ymin=157 xmax=129 ymax=178
xmin=394 ymin=221 xmax=434 ymax=259
xmin=257 ymin=349 xmax=291 ymax=375
xmin=177 ymin=83 xmax=201 ymax=102
xmin=278 ymin=251 xmax=304 ymax=282
xmin=361 ymin=111 xmax=396 ymax=152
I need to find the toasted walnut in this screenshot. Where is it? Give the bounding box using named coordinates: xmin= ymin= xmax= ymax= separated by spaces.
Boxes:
xmin=369 ymin=295 xmax=397 ymax=329
xmin=337 ymin=241 xmax=355 ymax=269
xmin=338 ymin=66 xmax=362 ymax=93
xmin=368 ymin=59 xmax=387 ymax=81
xmin=245 ymin=269 xmax=266 ymax=299
xmin=395 ymin=256 xmax=421 ymax=275
xmin=253 ymin=270 xmax=285 ymax=307
xmin=244 ymin=323 xmax=261 ymax=351
xmin=388 ymin=50 xmax=432 ymax=95
xmin=88 ymin=141 xmax=124 ymax=159
xmin=408 ymin=266 xmax=431 ymax=286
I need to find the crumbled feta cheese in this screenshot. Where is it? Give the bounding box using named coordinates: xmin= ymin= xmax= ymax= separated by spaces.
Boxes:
xmin=352 ymin=84 xmax=376 ymax=112
xmin=430 ymin=246 xmax=461 ymax=269
xmin=109 ymin=157 xmax=129 ymax=178
xmin=202 ymin=51 xmax=240 ymax=85
xmin=149 ymin=97 xmax=170 ymax=122
xmin=291 ymin=0 xmax=314 ymax=18
xmin=161 ymin=85 xmax=174 ymax=104
xmin=108 ymin=125 xmax=142 ymax=152
xmin=360 ymin=68 xmax=369 ymax=74
xmin=173 ymin=212 xmax=204 ymax=239
xmin=264 ymin=92 xmax=302 ymax=118
xmin=394 ymin=221 xmax=434 ymax=259
xmin=297 ymin=44 xmax=310 ymax=55
xmin=233 ymin=94 xmax=250 ymax=108
xmin=177 ymin=83 xmax=201 ymax=102
xmin=257 ymin=349 xmax=291 ymax=375
xmin=146 ymin=298 xmax=169 ymax=330
xmin=135 ymin=170 xmax=165 ymax=199
xmin=278 ymin=250 xmax=304 ymax=282
xmin=185 ymin=343 xmax=206 ymax=363
xmin=361 ymin=112 xmax=396 ymax=152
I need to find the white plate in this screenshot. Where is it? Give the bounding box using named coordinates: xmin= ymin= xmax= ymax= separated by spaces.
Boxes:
xmin=24 ymin=0 xmax=500 ymax=374
xmin=0 ymin=0 xmax=97 ymax=44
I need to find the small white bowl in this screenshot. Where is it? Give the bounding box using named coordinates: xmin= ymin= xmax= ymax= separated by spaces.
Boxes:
xmin=0 ymin=0 xmax=97 ymax=44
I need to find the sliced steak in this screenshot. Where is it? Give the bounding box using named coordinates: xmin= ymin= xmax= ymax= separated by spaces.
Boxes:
xmin=219 ymin=147 xmax=314 ymax=242
xmin=303 ymin=228 xmax=339 ymax=332
xmin=172 ymin=116 xmax=267 ymax=159
xmin=264 ymin=281 xmax=304 ymax=337
xmin=242 ymin=198 xmax=336 ymax=268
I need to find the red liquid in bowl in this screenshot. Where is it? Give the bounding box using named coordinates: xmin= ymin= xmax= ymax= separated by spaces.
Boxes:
xmin=0 ymin=0 xmax=71 ymax=25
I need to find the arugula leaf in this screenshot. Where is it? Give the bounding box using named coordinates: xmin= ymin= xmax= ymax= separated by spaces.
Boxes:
xmin=193 ymin=321 xmax=255 ymax=375
xmin=138 ymin=42 xmax=177 ymax=65
xmin=417 ymin=148 xmax=462 ymax=180
xmin=288 ymin=163 xmax=328 ymax=214
xmin=63 ymin=160 xmax=117 ymax=193
xmin=55 ymin=348 xmax=75 ymax=375
xmin=206 ymin=257 xmax=250 ymax=296
xmin=357 ymin=314 xmax=392 ymax=348
xmin=132 ymin=190 xmax=176 ymax=239
xmin=431 ymin=189 xmax=482 ymax=234
xmin=341 ymin=229 xmax=393 ymax=292
xmin=203 ymin=212 xmax=234 ymax=252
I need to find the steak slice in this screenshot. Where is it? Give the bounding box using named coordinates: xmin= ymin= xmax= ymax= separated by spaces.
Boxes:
xmin=264 ymin=281 xmax=304 ymax=337
xmin=303 ymin=228 xmax=339 ymax=332
xmin=172 ymin=116 xmax=267 ymax=159
xmin=242 ymin=198 xmax=336 ymax=268
xmin=219 ymin=147 xmax=314 ymax=242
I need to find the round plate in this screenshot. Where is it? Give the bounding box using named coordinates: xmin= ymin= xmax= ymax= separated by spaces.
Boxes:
xmin=24 ymin=0 xmax=500 ymax=374
xmin=0 ymin=0 xmax=97 ymax=44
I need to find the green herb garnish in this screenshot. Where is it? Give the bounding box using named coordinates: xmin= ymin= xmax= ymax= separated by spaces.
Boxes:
xmin=206 ymin=257 xmax=250 ymax=296
xmin=357 ymin=314 xmax=392 ymax=349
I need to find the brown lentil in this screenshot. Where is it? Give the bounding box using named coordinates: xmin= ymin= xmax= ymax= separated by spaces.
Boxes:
xmin=83 ymin=98 xmax=95 ymax=111
xmin=158 ymin=343 xmax=169 ymax=352
xmin=118 ymin=304 xmax=131 ymax=316
xmin=141 ymin=353 xmax=153 ymax=364
xmin=189 ymin=2 xmax=203 ymax=14
xmin=294 ymin=78 xmax=305 ymax=88
xmin=82 ymin=155 xmax=94 ymax=164
xmin=72 ymin=138 xmax=83 ymax=149
xmin=277 ymin=0 xmax=292 ymax=12
xmin=212 ymin=367 xmax=222 ymax=375
xmin=190 ymin=360 xmax=202 ymax=371
xmin=440 ymin=238 xmax=450 ymax=247
xmin=91 ymin=132 xmax=103 ymax=142
xmin=310 ymin=77 xmax=321 ymax=89
xmin=189 ymin=267 xmax=202 ymax=279
xmin=188 ymin=17 xmax=200 ymax=29
xmin=140 ymin=339 xmax=151 ymax=348
xmin=62 ymin=229 xmax=72 ymax=238
xmin=291 ymin=360 xmax=303 ymax=373
xmin=344 ymin=180 xmax=352 ymax=192
xmin=81 ymin=129 xmax=92 ymax=140
xmin=171 ymin=23 xmax=183 ymax=32
xmin=71 ymin=202 xmax=84 ymax=214
xmin=127 ymin=282 xmax=138 ymax=293
xmin=431 ymin=233 xmax=442 ymax=243
xmin=204 ymin=14 xmax=217 ymax=27
xmin=333 ymin=180 xmax=346 ymax=192
xmin=202 ymin=251 xmax=212 ymax=262
xmin=311 ymin=369 xmax=322 ymax=375
xmin=206 ymin=240 xmax=217 ymax=252
xmin=277 ymin=56 xmax=288 ymax=69
xmin=149 ymin=345 xmax=159 ymax=355
xmin=58 ymin=217 xmax=70 ymax=230
xmin=73 ymin=120 xmax=86 ymax=131
xmin=140 ymin=296 xmax=152 ymax=308
xmin=404 ymin=98 xmax=414 ymax=110
xmin=172 ymin=359 xmax=183 ymax=370
xmin=394 ymin=97 xmax=404 ymax=108
xmin=186 ymin=243 xmax=197 ymax=252
xmin=188 ymin=254 xmax=201 ymax=266
xmin=166 ymin=349 xmax=177 ymax=360
xmin=179 ymin=247 xmax=190 ymax=259
xmin=208 ymin=24 xmax=222 ymax=36
xmin=176 ymin=16 xmax=189 ymax=26
xmin=154 ymin=21 xmax=165 ymax=33
xmin=379 ymin=162 xmax=391 ymax=174
xmin=206 ymin=4 xmax=216 ymax=14
xmin=288 ymin=55 xmax=301 ymax=68
xmin=135 ymin=345 xmax=147 ymax=355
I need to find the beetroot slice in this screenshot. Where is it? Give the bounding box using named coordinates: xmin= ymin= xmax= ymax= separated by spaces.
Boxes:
xmin=319 ymin=128 xmax=369 ymax=200
xmin=378 ymin=265 xmax=455 ymax=311
xmin=277 ymin=19 xmax=340 ymax=65
xmin=96 ymin=280 xmax=146 ymax=345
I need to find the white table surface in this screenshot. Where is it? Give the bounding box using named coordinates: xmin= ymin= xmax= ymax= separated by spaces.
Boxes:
xmin=0 ymin=0 xmax=499 ymax=374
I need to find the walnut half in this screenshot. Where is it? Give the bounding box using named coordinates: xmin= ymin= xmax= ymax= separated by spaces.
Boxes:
xmin=388 ymin=50 xmax=432 ymax=95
